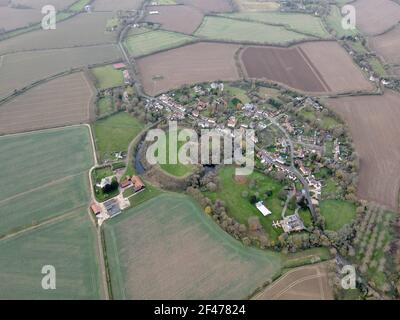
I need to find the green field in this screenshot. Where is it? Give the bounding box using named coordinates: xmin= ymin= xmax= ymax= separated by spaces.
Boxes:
xmin=205 ymin=166 xmax=286 ymax=241
xmin=225 ymin=84 xmax=251 ymax=104
xmin=0 ymin=126 xmax=94 ymax=203
xmin=97 ymin=96 xmax=114 ymax=116
xmin=368 ymin=57 xmax=388 ymax=77
xmin=320 ymin=199 xmax=356 ymax=231
xmin=103 ymin=193 xmax=282 ymax=299
xmin=221 ymin=12 xmax=330 ymax=38
xmin=325 ymin=5 xmax=359 ymax=38
xmin=196 ymin=16 xmax=311 ymax=45
xmin=93 ymin=112 xmax=144 ymax=161
xmin=0 ymin=210 xmax=102 ymax=299
xmin=300 ymin=109 xmax=341 ymax=130
xmin=69 ymin=0 xmax=91 ymax=12
xmin=124 ymin=29 xmax=195 ymax=57
xmin=91 ymin=65 xmax=124 ymax=90
xmin=0 ymin=173 xmax=90 ymax=237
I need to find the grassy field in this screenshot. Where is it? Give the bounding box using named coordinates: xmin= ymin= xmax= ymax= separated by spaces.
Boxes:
xmin=300 ymin=109 xmax=341 ymax=130
xmin=221 ymin=12 xmax=330 ymax=38
xmin=205 ymin=166 xmax=286 ymax=241
xmin=0 ymin=209 xmax=102 ymax=299
xmin=0 ymin=126 xmax=94 ymax=203
xmin=93 ymin=112 xmax=144 ymax=161
xmin=320 ymin=199 xmax=356 ymax=231
xmin=91 ymin=65 xmax=124 ymax=90
xmin=69 ymin=0 xmax=91 ymax=11
xmin=325 ymin=5 xmax=359 ymax=38
xmin=97 ymin=97 xmax=114 ymax=116
xmin=283 ymin=247 xmax=332 ymax=268
xmin=103 ymin=193 xmax=282 ymax=299
xmin=124 ymin=29 xmax=195 ymax=57
xmin=368 ymin=57 xmax=388 ymax=77
xmin=224 ymin=84 xmax=251 ymax=104
xmin=195 ymin=16 xmax=311 ymax=44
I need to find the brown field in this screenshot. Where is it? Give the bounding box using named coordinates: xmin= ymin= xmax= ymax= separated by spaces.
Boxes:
xmin=241 ymin=41 xmax=373 ymax=94
xmin=144 ymin=5 xmax=203 ymax=34
xmin=92 ymin=0 xmax=143 ymax=11
xmin=0 ymin=12 xmax=116 ymax=55
xmin=137 ymin=42 xmax=240 ymax=96
xmin=10 ymin=0 xmax=76 ymax=10
xmin=0 ymin=7 xmax=42 ymax=31
xmin=326 ymin=91 xmax=400 ymax=212
xmin=369 ymin=25 xmax=400 ymax=66
xmin=0 ymin=44 xmax=121 ymax=98
xmin=177 ymin=0 xmax=233 ymax=13
xmin=0 ymin=72 xmax=94 ymax=135
xmin=253 ymin=263 xmax=333 ymax=300
xmin=354 ymin=0 xmax=400 ymax=35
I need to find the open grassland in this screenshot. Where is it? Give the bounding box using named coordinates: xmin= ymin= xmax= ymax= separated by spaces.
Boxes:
xmin=0 ymin=210 xmax=102 ymax=299
xmin=325 ymin=5 xmax=359 ymax=38
xmin=97 ymin=96 xmax=113 ymax=116
xmin=253 ymin=262 xmax=333 ymax=300
xmin=0 ymin=126 xmax=94 ymax=203
xmin=320 ymin=200 xmax=356 ymax=231
xmin=221 ymin=12 xmax=329 ymax=38
xmin=137 ymin=42 xmax=240 ymax=96
xmin=0 ymin=173 xmax=90 ymax=238
xmin=94 ymin=112 xmax=144 ymax=161
xmin=235 ymin=0 xmax=280 ymax=12
xmin=177 ymin=0 xmax=233 ymax=13
xmin=205 ymin=166 xmax=286 ymax=241
xmin=124 ymin=29 xmax=195 ymax=57
xmin=144 ymin=5 xmax=204 ymax=34
xmin=0 ymin=72 xmax=94 ymax=135
xmin=0 ymin=44 xmax=121 ymax=98
xmin=353 ymin=0 xmax=400 ymax=35
xmin=326 ymin=91 xmax=400 ymax=212
xmin=241 ymin=41 xmax=373 ymax=94
xmin=0 ymin=12 xmax=116 ymax=55
xmin=0 ymin=7 xmax=42 ymax=32
xmin=195 ymin=16 xmax=312 ymax=45
xmin=91 ymin=65 xmax=124 ymax=89
xmin=92 ymin=0 xmax=143 ymax=11
xmin=104 ymin=193 xmax=282 ymax=299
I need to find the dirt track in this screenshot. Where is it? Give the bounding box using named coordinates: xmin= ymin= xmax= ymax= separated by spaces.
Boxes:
xmin=326 ymin=91 xmax=400 ymax=212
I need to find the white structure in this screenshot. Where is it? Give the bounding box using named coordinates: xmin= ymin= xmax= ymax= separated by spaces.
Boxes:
xmin=255 ymin=201 xmax=272 ymax=216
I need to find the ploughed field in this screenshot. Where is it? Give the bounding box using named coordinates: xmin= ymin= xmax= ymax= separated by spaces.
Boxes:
xmin=240 ymin=41 xmax=373 ymax=94
xmin=176 ymin=0 xmax=233 ymax=13
xmin=326 ymin=91 xmax=400 ymax=212
xmin=92 ymin=0 xmax=144 ymax=11
xmin=137 ymin=42 xmax=240 ymax=96
xmin=0 ymin=72 xmax=94 ymax=135
xmin=104 ymin=194 xmax=282 ymax=299
xmin=144 ymin=5 xmax=204 ymax=34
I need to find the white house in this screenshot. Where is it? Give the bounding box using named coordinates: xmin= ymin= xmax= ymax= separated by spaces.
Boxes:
xmin=255 ymin=201 xmax=272 ymax=216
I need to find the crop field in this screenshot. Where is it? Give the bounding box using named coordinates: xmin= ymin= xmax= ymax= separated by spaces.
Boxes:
xmin=124 ymin=29 xmax=195 ymax=57
xmin=0 ymin=72 xmax=94 ymax=135
xmin=0 ymin=210 xmax=102 ymax=299
xmin=0 ymin=126 xmax=94 ymax=203
xmin=235 ymin=0 xmax=280 ymax=12
xmin=326 ymin=91 xmax=400 ymax=212
xmin=92 ymin=0 xmax=143 ymax=11
xmin=240 ymin=41 xmax=373 ymax=93
xmin=0 ymin=12 xmax=116 ymax=55
xmin=370 ymin=25 xmax=400 ymax=67
xmin=177 ymin=0 xmax=233 ymax=13
xmin=320 ymin=200 xmax=356 ymax=231
xmin=253 ymin=263 xmax=333 ymax=300
xmin=0 ymin=7 xmax=42 ymax=32
xmin=221 ymin=12 xmax=330 ymax=38
xmin=10 ymin=0 xmax=76 ymax=10
xmin=353 ymin=0 xmax=400 ymax=35
xmin=103 ymin=193 xmax=282 ymax=299
xmin=137 ymin=42 xmax=240 ymax=96
xmin=91 ymin=65 xmax=124 ymax=89
xmin=93 ymin=112 xmax=144 ymax=161
xmin=195 ymin=16 xmax=311 ymax=45
xmin=0 ymin=44 xmax=121 ymax=98
xmin=0 ymin=173 xmax=90 ymax=238
xmin=144 ymin=5 xmax=204 ymax=34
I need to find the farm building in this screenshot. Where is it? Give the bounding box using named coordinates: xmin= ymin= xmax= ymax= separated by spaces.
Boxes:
xmin=255 ymin=201 xmax=271 ymax=216
xmin=113 ymin=63 xmax=126 ymax=70
xmin=90 ymin=203 xmax=101 ymax=215
xmin=104 ymin=199 xmax=121 ymax=218
xmin=280 ymin=214 xmax=305 ymax=233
